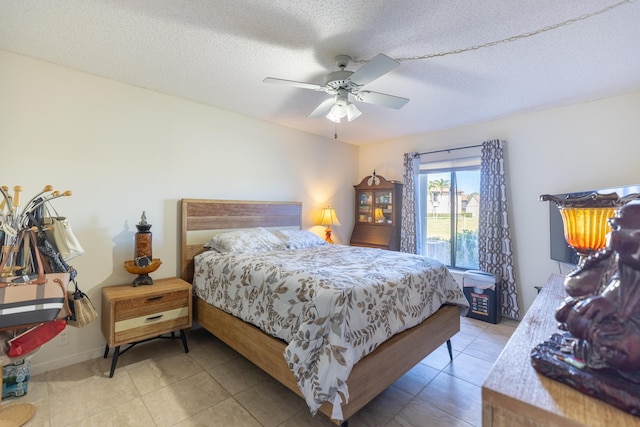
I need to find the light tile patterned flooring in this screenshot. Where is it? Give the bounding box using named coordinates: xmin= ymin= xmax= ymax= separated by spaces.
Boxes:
xmin=11 ymin=316 xmax=517 ymax=426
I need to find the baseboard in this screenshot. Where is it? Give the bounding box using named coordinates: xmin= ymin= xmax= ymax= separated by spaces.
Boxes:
xmin=29 ymin=346 xmax=105 ymax=376
xmin=27 ymin=324 xmax=205 ymax=376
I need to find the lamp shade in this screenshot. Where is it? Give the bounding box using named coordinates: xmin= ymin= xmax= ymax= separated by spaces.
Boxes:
xmin=318 ymin=207 xmax=341 ymax=226
xmin=326 ymin=102 xmax=347 ymax=123
xmin=346 ymin=103 xmax=362 ymax=121
xmin=559 ymin=207 xmax=616 ymax=255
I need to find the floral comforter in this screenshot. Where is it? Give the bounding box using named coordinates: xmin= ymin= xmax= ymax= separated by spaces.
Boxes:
xmin=193 ymin=244 xmax=468 ymax=420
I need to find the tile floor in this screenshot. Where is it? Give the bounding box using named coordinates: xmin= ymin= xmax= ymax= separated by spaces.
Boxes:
xmin=10 ymin=316 xmax=518 ymax=426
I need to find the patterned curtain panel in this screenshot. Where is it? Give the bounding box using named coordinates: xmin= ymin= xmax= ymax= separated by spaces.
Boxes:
xmin=400 ymin=152 xmax=420 ymax=254
xmin=479 ymin=140 xmax=520 ymax=319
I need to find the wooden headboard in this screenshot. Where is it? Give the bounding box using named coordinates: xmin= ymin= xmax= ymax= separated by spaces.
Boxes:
xmin=180 ymin=199 xmax=302 ymax=283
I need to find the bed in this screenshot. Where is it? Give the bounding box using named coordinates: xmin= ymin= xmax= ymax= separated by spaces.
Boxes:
xmin=180 ymin=199 xmax=468 ymax=425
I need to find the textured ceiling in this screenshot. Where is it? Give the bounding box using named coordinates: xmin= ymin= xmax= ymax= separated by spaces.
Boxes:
xmin=1 ymin=0 xmax=639 ymax=145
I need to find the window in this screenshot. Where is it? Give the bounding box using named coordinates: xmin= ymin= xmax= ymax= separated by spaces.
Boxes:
xmin=418 ymin=157 xmax=480 ymax=270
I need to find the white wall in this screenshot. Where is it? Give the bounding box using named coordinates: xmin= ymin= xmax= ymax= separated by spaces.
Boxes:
xmin=0 ymin=50 xmax=358 ymax=373
xmin=359 ymin=90 xmax=640 ymax=316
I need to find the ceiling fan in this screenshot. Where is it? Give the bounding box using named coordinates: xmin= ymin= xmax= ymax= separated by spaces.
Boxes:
xmin=263 ymin=53 xmax=409 ymax=123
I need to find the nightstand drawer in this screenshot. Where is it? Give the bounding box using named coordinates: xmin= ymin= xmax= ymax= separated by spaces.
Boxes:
xmin=114 ymin=306 xmax=190 ymax=344
xmin=113 ymin=289 xmax=190 ymax=321
xmin=115 ymin=307 xmax=189 ymax=332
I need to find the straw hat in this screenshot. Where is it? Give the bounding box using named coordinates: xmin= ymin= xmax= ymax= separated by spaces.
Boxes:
xmin=0 ymin=403 xmax=35 ymax=427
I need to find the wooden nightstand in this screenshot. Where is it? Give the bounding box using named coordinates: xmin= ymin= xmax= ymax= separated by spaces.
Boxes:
xmin=101 ymin=277 xmax=192 ymax=377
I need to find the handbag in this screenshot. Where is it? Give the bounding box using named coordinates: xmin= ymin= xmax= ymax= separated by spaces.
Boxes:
xmin=66 ymin=280 xmax=98 ymax=328
xmin=44 ymin=203 xmax=84 ymax=261
xmin=0 ymin=230 xmax=69 ymax=331
xmin=6 ymin=320 xmax=66 ymax=357
xmin=35 ymin=231 xmax=77 ymax=281
xmin=26 ymin=209 xmax=78 ymax=281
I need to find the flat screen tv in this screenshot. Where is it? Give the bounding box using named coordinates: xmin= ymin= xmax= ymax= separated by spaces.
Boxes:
xmin=547 ymin=184 xmax=640 ymax=265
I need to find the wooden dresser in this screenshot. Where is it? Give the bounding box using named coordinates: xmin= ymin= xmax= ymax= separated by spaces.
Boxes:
xmin=350 ymin=174 xmax=403 ymax=250
xmin=482 ymin=274 xmax=640 ymax=427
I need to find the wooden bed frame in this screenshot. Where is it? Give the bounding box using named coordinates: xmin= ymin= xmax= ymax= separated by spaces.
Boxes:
xmin=180 ymin=198 xmax=460 ymax=424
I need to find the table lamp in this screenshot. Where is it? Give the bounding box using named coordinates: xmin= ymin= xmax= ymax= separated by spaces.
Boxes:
xmin=374 ymin=208 xmax=385 ymax=223
xmin=318 ymin=207 xmax=341 ymax=243
xmin=540 ymin=192 xmax=638 ymax=266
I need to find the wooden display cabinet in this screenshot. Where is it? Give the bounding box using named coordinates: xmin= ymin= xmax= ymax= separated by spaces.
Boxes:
xmin=350 ymin=174 xmax=403 ymax=251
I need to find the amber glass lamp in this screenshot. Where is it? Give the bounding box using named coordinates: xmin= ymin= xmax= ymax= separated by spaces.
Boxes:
xmin=540 ymin=192 xmax=638 ymax=264
xmin=318 ymin=207 xmax=341 ymax=243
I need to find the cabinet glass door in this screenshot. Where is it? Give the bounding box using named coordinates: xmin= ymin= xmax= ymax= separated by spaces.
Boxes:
xmin=358 ymin=191 xmax=373 ymax=222
xmin=375 ymin=190 xmax=393 ymax=224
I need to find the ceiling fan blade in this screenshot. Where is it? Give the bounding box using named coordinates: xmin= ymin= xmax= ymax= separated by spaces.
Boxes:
xmin=348 ymin=53 xmax=400 ymax=87
xmin=356 ymin=91 xmax=409 ymax=109
xmin=263 ymin=77 xmax=322 ymax=91
xmin=306 ymin=97 xmax=336 ymax=118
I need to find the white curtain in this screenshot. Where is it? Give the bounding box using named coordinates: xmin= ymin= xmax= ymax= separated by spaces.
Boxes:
xmin=400 ymin=152 xmax=420 ymax=254
xmin=479 ymin=140 xmax=520 ymax=319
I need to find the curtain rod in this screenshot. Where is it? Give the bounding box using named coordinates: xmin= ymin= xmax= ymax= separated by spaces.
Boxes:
xmin=416 ymin=143 xmax=482 ymax=156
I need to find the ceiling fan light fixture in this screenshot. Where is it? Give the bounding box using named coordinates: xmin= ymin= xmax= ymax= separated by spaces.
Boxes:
xmin=267 ymin=53 xmax=407 ymax=124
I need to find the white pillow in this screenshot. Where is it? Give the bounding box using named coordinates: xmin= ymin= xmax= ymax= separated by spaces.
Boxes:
xmin=205 ymin=227 xmax=287 ymax=254
xmin=272 ymin=229 xmax=327 ymax=249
